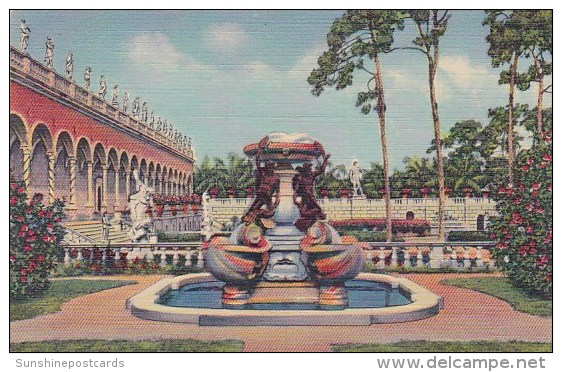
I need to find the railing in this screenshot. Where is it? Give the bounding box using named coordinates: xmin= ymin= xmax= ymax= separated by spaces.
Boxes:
xmin=61 ymin=242 xmax=205 ymax=269
xmin=211 ymin=197 xmax=494 ymax=206
xmin=10 ymin=47 xmax=193 ymax=160
xmin=61 ymin=241 xmax=495 ymax=271
xmin=364 ymin=241 xmax=495 ymax=269
xmin=62 ymin=225 xmax=97 ymax=244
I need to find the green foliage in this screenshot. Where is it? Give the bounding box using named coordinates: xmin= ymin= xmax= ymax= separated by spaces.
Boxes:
xmin=488 ymin=139 xmax=552 ymax=295
xmin=10 ymin=339 xmax=245 ymax=352
xmin=447 ymin=231 xmax=493 ymax=242
xmin=10 ymin=279 xmax=135 ymax=321
xmin=9 ymin=180 xmax=66 ymax=299
xmin=442 ymin=277 xmax=552 ymax=316
xmin=333 ymin=340 xmax=551 ymax=352
xmin=194 ymin=153 xmax=254 ymax=197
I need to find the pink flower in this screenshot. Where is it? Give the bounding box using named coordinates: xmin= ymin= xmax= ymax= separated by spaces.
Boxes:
xmin=525 ymin=226 xmax=534 ymax=234
xmin=521 ymin=165 xmax=529 ymax=172
xmin=17 ymin=186 xmax=25 ymax=194
xmin=20 ymin=275 xmax=27 ymax=283
xmin=10 ymin=255 xmax=16 ymax=263
xmin=10 ymin=183 xmax=17 ymax=190
xmin=10 ymin=196 xmax=18 ymax=206
xmin=527 ymin=158 xmax=534 ymax=165
xmin=542 ymin=153 xmax=552 ymax=162
xmin=23 ymin=245 xmax=31 ymax=252
xmin=20 ymin=268 xmax=27 ymax=275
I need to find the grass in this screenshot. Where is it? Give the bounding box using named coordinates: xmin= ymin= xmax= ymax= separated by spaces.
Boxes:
xmin=441 ymin=277 xmax=552 ymax=317
xmin=333 ymin=340 xmax=552 ymax=352
xmin=10 ymin=279 xmax=136 ymax=321
xmin=10 ymin=339 xmax=244 ymax=352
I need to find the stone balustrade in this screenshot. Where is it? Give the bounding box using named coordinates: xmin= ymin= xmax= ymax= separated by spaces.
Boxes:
xmin=10 ymin=47 xmax=194 ymax=160
xmin=208 ymin=197 xmax=498 ymax=231
xmin=61 ymin=241 xmax=495 ymax=270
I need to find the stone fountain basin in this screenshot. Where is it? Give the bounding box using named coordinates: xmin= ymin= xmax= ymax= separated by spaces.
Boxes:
xmin=127 ymin=273 xmax=443 ymax=326
xmin=302 ymin=244 xmax=365 ymax=283
xmin=203 ymin=244 xmax=270 ymax=283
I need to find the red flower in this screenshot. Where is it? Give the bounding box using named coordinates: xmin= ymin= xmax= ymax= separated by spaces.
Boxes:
xmin=25 ymin=208 xmax=32 ymax=214
xmin=527 ymin=158 xmax=534 ymax=165
xmin=27 ymin=229 xmax=34 ymax=236
xmin=10 ymin=196 xmax=18 ymax=206
xmin=521 ymin=165 xmax=529 ymax=172
xmin=37 ymin=254 xmax=45 ymax=262
xmin=21 ymin=225 xmax=28 ymax=232
xmin=47 ymin=223 xmax=53 ymax=229
xmin=531 ymin=190 xmax=539 ymax=198
xmin=10 ymin=255 xmax=16 ymax=263
xmin=17 ymin=231 xmax=25 ymax=237
xmin=18 ymin=186 xmax=25 ymax=193
xmin=17 ymin=216 xmax=24 ymax=222
xmin=20 ymin=275 xmax=27 ymax=283
xmin=20 ymin=268 xmax=27 ymax=275
xmin=536 ymin=256 xmax=549 ymax=268
xmin=546 ymin=274 xmax=551 ymax=282
xmin=542 ymin=153 xmax=552 ymax=162
xmin=46 ymin=211 xmax=52 ymax=218
xmin=547 ymin=184 xmax=552 ymax=192
xmin=43 ymin=235 xmax=50 ymax=242
xmin=10 ymin=183 xmax=17 ymax=190
xmin=23 ymin=245 xmax=31 ymax=252
xmin=525 ymin=226 xmax=534 ymax=234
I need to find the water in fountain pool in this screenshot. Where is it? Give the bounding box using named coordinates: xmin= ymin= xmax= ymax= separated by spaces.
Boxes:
xmin=158 ymin=280 xmax=411 ymax=310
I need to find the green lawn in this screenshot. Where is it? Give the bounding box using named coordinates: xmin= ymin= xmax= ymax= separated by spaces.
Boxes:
xmin=10 ymin=279 xmax=136 ymax=321
xmin=10 ymin=339 xmax=244 ymax=352
xmin=441 ymin=277 xmax=552 ymax=316
xmin=333 ymin=340 xmax=552 ymax=352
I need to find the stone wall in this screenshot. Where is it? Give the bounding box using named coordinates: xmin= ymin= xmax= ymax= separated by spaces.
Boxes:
xmin=209 ymin=197 xmax=498 ymax=231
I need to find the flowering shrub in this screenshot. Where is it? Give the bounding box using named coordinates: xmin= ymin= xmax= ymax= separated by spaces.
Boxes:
xmin=489 ymin=139 xmax=552 ymax=295
xmin=329 ymin=218 xmax=430 ymax=235
xmin=9 ymin=180 xmax=65 ymax=299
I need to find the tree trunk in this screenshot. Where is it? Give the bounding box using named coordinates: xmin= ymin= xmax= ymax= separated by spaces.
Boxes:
xmin=428 ymin=62 xmax=445 ymax=241
xmin=507 ymin=52 xmax=519 ymax=186
xmin=373 ymin=54 xmax=392 ymax=243
xmin=534 ymin=57 xmax=544 ymax=138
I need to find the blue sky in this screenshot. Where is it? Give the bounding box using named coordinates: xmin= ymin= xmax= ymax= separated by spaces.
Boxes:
xmin=10 ymin=10 xmax=550 ymax=170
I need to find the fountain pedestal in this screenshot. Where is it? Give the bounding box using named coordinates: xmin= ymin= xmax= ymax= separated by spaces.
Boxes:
xmin=262 ymin=164 xmax=308 ymax=281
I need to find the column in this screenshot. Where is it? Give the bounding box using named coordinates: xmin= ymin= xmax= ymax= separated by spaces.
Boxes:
xmin=101 ymin=165 xmax=108 ymax=208
xmin=21 ymin=146 xmax=31 ymax=191
xmin=67 ymin=156 xmax=77 ymax=209
xmin=47 ymin=152 xmax=56 ymax=204
xmin=114 ymin=170 xmax=120 ymax=209
xmin=85 ymin=161 xmax=94 ymax=208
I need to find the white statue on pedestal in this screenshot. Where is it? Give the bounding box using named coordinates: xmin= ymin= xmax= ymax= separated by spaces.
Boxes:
xmin=111 ymin=85 xmax=119 ymax=107
xmin=20 ymin=20 xmax=30 ymax=53
xmin=44 ymin=36 xmax=54 ymax=69
xmin=98 ymin=76 xmax=107 ymax=100
xmin=349 ymin=160 xmax=364 ymax=198
xmin=84 ymin=67 xmax=92 ymax=89
xmin=128 ymin=169 xmax=154 ymax=242
xmin=66 ymin=52 xmax=73 ymax=79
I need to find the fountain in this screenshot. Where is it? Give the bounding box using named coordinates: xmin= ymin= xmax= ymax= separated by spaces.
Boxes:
xmin=128 ymin=133 xmax=442 ymax=325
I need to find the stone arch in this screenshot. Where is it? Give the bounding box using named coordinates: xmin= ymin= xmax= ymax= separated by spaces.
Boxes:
xmin=9 ymin=114 xmax=28 ymax=181
xmin=106 ymin=148 xmax=119 ymax=212
xmin=168 ymin=168 xmax=174 ymax=196
xmin=30 ymin=124 xmax=53 ymax=198
xmin=162 ymin=166 xmax=168 ymax=195
xmin=118 ymin=151 xmax=130 ymax=208
xmin=187 ymin=174 xmax=193 ymax=195
xmin=148 ymin=161 xmax=155 ymax=189
xmin=92 ymin=143 xmax=106 ymax=212
xmin=75 ymin=137 xmax=92 ymax=210
xmin=476 ymin=214 xmax=485 ymax=231
xmin=54 ymin=131 xmax=74 ymax=200
xmin=155 ymin=164 xmax=162 ymax=193
xmin=130 ymin=155 xmax=139 ymax=193
xmin=140 ymin=159 xmax=148 ymax=183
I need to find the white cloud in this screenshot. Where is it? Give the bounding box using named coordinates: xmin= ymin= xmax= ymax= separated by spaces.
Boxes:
xmin=205 ymin=23 xmax=250 ymax=52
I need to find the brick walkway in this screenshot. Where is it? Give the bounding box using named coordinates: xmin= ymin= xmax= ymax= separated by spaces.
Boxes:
xmin=10 ymin=274 xmax=551 ymax=352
